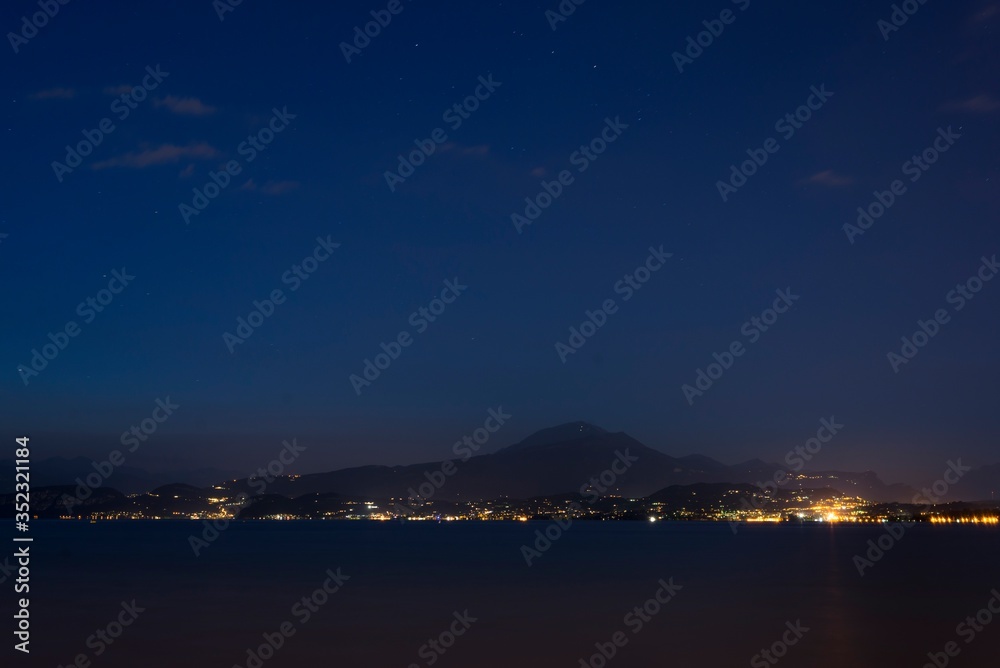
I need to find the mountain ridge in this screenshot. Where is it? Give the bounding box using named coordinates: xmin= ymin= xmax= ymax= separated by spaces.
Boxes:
xmin=5 ymin=424 xmax=997 ymax=502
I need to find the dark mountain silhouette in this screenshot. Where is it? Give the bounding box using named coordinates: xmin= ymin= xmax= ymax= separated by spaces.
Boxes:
xmin=497 ymin=421 xmax=609 ymax=454
xmin=0 ymin=457 xmax=238 ymax=495
xmin=950 ymin=463 xmax=1000 ymax=502
xmin=216 ymin=422 xmax=921 ymax=503
xmin=8 ymin=424 xmax=994 ymax=503
xmin=0 ymin=485 xmax=124 ymax=516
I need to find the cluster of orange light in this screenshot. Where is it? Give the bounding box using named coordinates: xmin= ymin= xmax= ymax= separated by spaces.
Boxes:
xmin=929 ymin=516 xmax=1000 ymax=525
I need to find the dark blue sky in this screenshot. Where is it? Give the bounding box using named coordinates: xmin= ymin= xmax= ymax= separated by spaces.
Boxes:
xmin=2 ymin=0 xmax=998 ymax=483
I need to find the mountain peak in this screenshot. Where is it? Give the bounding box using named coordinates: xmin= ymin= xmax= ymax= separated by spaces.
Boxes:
xmin=500 ymin=422 xmax=609 ymax=454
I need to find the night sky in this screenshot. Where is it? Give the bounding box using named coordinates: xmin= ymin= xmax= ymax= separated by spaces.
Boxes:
xmin=3 ymin=0 xmax=998 ymax=484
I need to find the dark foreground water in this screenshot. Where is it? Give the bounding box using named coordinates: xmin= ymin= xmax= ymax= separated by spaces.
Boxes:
xmin=7 ymin=521 xmax=1000 ymax=667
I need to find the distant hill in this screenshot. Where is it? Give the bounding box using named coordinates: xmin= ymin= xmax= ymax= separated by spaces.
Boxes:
xmin=216 ymin=422 xmax=922 ymax=503
xmin=950 ymin=463 xmax=1000 ymax=502
xmin=0 ymin=485 xmax=124 ymax=516
xmin=497 ymin=421 xmax=608 ymax=454
xmin=7 ymin=424 xmax=993 ymax=503
xmin=0 ymin=457 xmax=237 ymax=495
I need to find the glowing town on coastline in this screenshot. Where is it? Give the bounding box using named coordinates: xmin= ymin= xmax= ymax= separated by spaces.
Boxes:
xmin=18 ymin=480 xmax=998 ymax=525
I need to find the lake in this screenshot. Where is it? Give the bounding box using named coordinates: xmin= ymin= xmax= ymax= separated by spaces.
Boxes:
xmin=16 ymin=521 xmax=1000 ymax=667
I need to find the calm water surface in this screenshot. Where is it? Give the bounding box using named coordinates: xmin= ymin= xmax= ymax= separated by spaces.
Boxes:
xmin=15 ymin=521 xmax=1000 ymax=667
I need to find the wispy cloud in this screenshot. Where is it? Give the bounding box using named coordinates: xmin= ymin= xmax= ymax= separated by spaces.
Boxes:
xmin=801 ymin=170 xmax=854 ymax=187
xmin=941 ymin=95 xmax=1000 ymax=114
xmin=970 ymin=3 xmax=999 ymax=23
xmin=440 ymin=143 xmax=490 ymax=157
xmin=92 ymin=143 xmax=220 ymax=170
xmin=29 ymin=87 xmax=75 ymax=100
xmin=154 ymin=95 xmax=217 ymax=116
xmin=242 ymin=179 xmax=301 ymax=195
xmin=104 ymin=85 xmax=133 ymax=95
xmin=261 ymin=180 xmax=300 ymax=195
